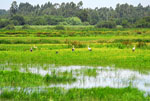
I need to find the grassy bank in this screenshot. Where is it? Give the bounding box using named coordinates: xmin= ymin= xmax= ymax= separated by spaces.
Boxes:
xmin=0 ymin=87 xmax=149 ymax=101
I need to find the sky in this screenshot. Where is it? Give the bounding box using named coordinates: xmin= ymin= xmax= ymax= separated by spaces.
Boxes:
xmin=0 ymin=0 xmax=149 ymax=10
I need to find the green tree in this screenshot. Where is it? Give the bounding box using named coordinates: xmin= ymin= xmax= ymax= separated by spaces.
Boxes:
xmin=77 ymin=9 xmax=88 ymax=22
xmin=66 ymin=17 xmax=82 ymax=25
xmin=10 ymin=1 xmax=18 ymax=16
xmin=11 ymin=15 xmax=25 ymax=25
xmin=96 ymin=21 xmax=116 ymax=28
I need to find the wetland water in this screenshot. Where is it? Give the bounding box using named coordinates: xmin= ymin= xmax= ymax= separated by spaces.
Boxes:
xmin=1 ymin=64 xmax=150 ymax=94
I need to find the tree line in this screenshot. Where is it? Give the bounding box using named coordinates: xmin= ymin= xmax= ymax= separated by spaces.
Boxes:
xmin=0 ymin=1 xmax=150 ymax=28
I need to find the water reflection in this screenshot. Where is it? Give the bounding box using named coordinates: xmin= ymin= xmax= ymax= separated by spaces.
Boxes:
xmin=20 ymin=66 xmax=150 ymax=93
xmin=0 ymin=64 xmax=150 ymax=94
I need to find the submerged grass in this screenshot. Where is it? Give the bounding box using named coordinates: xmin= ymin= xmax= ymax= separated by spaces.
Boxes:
xmin=44 ymin=74 xmax=76 ymax=84
xmin=81 ymin=68 xmax=98 ymax=77
xmin=0 ymin=70 xmax=76 ymax=87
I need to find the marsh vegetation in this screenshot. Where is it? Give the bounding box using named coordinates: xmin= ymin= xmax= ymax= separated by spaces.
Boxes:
xmin=0 ymin=26 xmax=150 ymax=100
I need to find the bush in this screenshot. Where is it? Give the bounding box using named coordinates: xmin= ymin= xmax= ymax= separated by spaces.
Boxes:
xmin=116 ymin=25 xmax=123 ymax=29
xmin=59 ymin=21 xmax=68 ymax=25
xmin=96 ymin=21 xmax=116 ymax=28
xmin=11 ymin=15 xmax=25 ymax=25
xmin=83 ymin=22 xmax=90 ymax=26
xmin=22 ymin=25 xmax=30 ymax=29
xmin=5 ymin=24 xmax=15 ymax=30
xmin=66 ymin=17 xmax=82 ymax=25
xmin=0 ymin=20 xmax=9 ymax=28
xmin=137 ymin=42 xmax=147 ymax=48
xmin=71 ymin=41 xmax=86 ymax=48
xmin=54 ymin=25 xmax=65 ymax=30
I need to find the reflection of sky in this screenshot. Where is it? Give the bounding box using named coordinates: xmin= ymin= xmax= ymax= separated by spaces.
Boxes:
xmin=1 ymin=0 xmax=149 ymax=10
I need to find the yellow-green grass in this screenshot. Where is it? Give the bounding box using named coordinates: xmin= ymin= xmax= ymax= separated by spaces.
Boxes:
xmin=0 ymin=48 xmax=150 ymax=71
xmin=0 ymin=36 xmax=150 ymax=44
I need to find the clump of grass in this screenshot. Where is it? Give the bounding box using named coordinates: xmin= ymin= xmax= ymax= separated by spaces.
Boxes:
xmin=22 ymin=25 xmax=31 ymax=29
xmin=137 ymin=42 xmax=147 ymax=49
xmin=81 ymin=68 xmax=98 ymax=77
xmin=0 ymin=70 xmax=43 ymax=87
xmin=54 ymin=25 xmax=65 ymax=30
xmin=43 ymin=72 xmax=76 ymax=84
xmin=0 ymin=70 xmax=76 ymax=87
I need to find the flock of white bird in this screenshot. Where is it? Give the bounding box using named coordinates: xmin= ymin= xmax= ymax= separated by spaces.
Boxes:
xmin=30 ymin=45 xmax=136 ymax=52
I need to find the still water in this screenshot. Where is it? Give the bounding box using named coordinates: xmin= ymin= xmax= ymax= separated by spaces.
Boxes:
xmin=1 ymin=64 xmax=150 ymax=94
xmin=22 ymin=65 xmax=150 ymax=93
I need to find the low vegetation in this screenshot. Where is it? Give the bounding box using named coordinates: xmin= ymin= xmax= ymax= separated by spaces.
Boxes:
xmin=0 ymin=87 xmax=149 ymax=101
xmin=0 ymin=25 xmax=149 ymax=100
xmin=0 ymin=70 xmax=76 ymax=87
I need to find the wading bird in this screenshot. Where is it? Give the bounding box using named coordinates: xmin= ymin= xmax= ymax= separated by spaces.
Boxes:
xmin=33 ymin=45 xmax=37 ymax=49
xmin=132 ymin=45 xmax=136 ymax=52
xmin=72 ymin=45 xmax=75 ymax=52
xmin=56 ymin=51 xmax=59 ymax=54
xmin=30 ymin=47 xmax=33 ymax=52
xmin=88 ymin=45 xmax=92 ymax=51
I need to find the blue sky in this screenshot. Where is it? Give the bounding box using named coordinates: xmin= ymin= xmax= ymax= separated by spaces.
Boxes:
xmin=1 ymin=0 xmax=149 ymax=10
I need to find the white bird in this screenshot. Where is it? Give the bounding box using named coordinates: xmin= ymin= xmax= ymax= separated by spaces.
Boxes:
xmin=33 ymin=45 xmax=37 ymax=49
xmin=132 ymin=45 xmax=136 ymax=52
xmin=72 ymin=45 xmax=75 ymax=52
xmin=88 ymin=45 xmax=92 ymax=51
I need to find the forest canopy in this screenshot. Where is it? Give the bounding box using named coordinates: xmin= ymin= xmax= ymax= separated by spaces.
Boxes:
xmin=0 ymin=1 xmax=150 ymax=28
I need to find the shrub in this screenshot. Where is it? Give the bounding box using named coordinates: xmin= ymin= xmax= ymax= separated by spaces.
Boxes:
xmin=71 ymin=41 xmax=86 ymax=48
xmin=122 ymin=41 xmax=132 ymax=48
xmin=137 ymin=42 xmax=147 ymax=48
xmin=11 ymin=15 xmax=25 ymax=25
xmin=54 ymin=25 xmax=65 ymax=30
xmin=96 ymin=21 xmax=116 ymax=28
xmin=116 ymin=25 xmax=123 ymax=29
xmin=5 ymin=24 xmax=15 ymax=30
xmin=83 ymin=22 xmax=90 ymax=26
xmin=137 ymin=31 xmax=142 ymax=35
xmin=22 ymin=25 xmax=30 ymax=29
xmin=59 ymin=21 xmax=68 ymax=25
xmin=66 ymin=17 xmax=82 ymax=25
xmin=0 ymin=20 xmax=9 ymax=28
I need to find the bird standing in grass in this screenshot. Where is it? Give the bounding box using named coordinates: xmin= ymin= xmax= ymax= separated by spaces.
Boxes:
xmin=88 ymin=45 xmax=92 ymax=51
xmin=72 ymin=45 xmax=75 ymax=52
xmin=132 ymin=45 xmax=136 ymax=52
xmin=30 ymin=47 xmax=33 ymax=52
xmin=56 ymin=51 xmax=59 ymax=54
xmin=33 ymin=45 xmax=37 ymax=49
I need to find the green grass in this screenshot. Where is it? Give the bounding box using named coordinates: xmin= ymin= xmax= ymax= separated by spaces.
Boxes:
xmin=0 ymin=26 xmax=150 ymax=100
xmin=0 ymin=48 xmax=150 ymax=71
xmin=0 ymin=87 xmax=149 ymax=101
xmin=0 ymin=70 xmax=76 ymax=87
xmin=81 ymin=68 xmax=98 ymax=77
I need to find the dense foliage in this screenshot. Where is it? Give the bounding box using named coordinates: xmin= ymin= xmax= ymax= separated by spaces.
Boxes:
xmin=0 ymin=1 xmax=150 ymax=28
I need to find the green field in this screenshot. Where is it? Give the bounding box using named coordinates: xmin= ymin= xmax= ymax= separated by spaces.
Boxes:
xmin=0 ymin=26 xmax=150 ymax=100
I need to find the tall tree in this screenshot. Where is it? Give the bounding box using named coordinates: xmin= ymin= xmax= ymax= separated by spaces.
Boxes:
xmin=10 ymin=1 xmax=18 ymax=16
